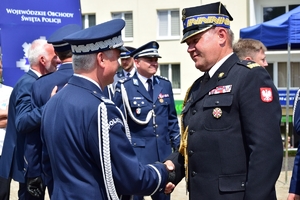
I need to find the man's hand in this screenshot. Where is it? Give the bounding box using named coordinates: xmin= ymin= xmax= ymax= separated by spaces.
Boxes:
xmin=164 ymin=160 xmax=176 ymax=194
xmin=50 ymin=86 xmax=58 ymax=97
xmin=164 ymin=160 xmax=175 ymax=171
xmin=164 ymin=181 xmax=175 ymax=194
xmin=288 ymin=193 xmax=300 ymax=200
xmin=27 ymin=177 xmax=44 ymax=198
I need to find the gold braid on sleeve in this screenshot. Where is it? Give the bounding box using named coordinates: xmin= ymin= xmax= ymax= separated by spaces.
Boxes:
xmin=178 ymin=86 xmax=192 ymax=189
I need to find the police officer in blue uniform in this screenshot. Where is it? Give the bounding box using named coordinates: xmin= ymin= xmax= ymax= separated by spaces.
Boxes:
xmin=288 ymin=90 xmax=300 ymax=199
xmin=113 ymin=41 xmax=180 ymax=200
xmin=114 ymin=46 xmax=136 ymax=81
xmin=41 ymin=19 xmax=175 ymax=200
xmin=164 ymin=2 xmax=283 ymax=200
xmin=27 ymin=24 xmax=81 ymax=198
xmin=107 ymin=46 xmax=136 ymax=97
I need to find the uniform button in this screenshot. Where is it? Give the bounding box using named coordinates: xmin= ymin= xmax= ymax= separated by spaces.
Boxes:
xmin=188 ymin=150 xmax=194 ymax=156
xmin=156 ymin=125 xmax=158 ymax=128
xmin=189 ymin=130 xmax=195 ymax=135
xmin=241 ymin=182 xmax=245 ymax=187
xmin=215 ymin=101 xmax=219 ymax=105
xmin=133 ymin=143 xmax=137 ymax=146
xmin=192 ymin=110 xmax=197 ymax=115
xmin=153 ymin=105 xmax=156 ymax=108
xmin=156 ymin=134 xmax=159 ymax=137
xmin=191 ymin=171 xmax=197 ymax=177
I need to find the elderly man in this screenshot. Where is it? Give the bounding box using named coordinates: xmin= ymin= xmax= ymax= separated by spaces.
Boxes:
xmin=0 ymin=38 xmax=60 ymax=200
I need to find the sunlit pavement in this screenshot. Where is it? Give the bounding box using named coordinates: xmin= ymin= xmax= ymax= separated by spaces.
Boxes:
xmin=9 ymin=170 xmax=291 ymax=200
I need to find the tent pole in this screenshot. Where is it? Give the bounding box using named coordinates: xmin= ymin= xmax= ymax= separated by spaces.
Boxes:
xmin=285 ymin=43 xmax=291 ymax=184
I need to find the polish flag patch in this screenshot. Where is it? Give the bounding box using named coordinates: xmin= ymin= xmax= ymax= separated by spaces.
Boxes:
xmin=260 ymin=88 xmax=273 ymax=102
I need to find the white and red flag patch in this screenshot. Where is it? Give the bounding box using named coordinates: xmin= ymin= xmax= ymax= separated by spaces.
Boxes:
xmin=260 ymin=88 xmax=273 ymax=102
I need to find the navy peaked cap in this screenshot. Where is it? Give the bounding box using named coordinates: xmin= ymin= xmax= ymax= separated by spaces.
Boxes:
xmin=130 ymin=41 xmax=161 ymax=59
xmin=63 ymin=19 xmax=128 ymax=55
xmin=48 ymin=24 xmax=82 ymax=52
xmin=120 ymin=46 xmax=136 ymax=59
xmin=181 ymin=2 xmax=233 ymax=43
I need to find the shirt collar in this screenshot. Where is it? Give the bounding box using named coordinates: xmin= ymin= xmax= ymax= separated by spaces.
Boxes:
xmin=123 ymin=67 xmax=136 ymax=77
xmin=29 ymin=68 xmax=42 ymax=77
xmin=73 ymin=74 xmax=102 ymax=91
xmin=208 ymin=52 xmax=233 ymax=77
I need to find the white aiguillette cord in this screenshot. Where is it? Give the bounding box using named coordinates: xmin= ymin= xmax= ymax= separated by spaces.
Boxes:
xmin=97 ymin=102 xmax=132 ymax=200
xmin=120 ymin=83 xmax=154 ymax=124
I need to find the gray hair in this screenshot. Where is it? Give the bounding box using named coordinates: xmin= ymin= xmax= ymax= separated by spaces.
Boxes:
xmin=27 ymin=39 xmax=50 ymax=66
xmin=227 ymin=29 xmax=234 ymax=47
xmin=208 ymin=27 xmax=234 ymax=47
xmin=72 ymin=50 xmax=116 ymax=72
xmin=72 ymin=53 xmax=97 ymax=72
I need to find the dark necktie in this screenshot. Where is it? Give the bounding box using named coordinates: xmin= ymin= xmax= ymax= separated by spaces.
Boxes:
xmin=147 ymin=79 xmax=153 ymax=97
xmin=202 ymin=72 xmax=210 ymax=86
xmin=127 ymin=72 xmax=130 ymax=77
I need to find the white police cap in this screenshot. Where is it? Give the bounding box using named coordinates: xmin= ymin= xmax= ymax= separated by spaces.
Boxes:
xmin=131 ymin=41 xmax=161 ymax=59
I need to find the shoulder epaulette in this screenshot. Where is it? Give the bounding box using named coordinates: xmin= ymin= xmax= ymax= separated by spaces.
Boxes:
xmin=238 ymin=60 xmax=261 ymax=69
xmin=117 ymin=77 xmax=130 ymax=84
xmin=156 ymin=75 xmax=169 ymax=80
xmin=91 ymin=91 xmax=114 ymax=104
xmin=116 ymin=71 xmax=124 ymax=78
xmin=100 ymin=96 xmax=114 ymax=104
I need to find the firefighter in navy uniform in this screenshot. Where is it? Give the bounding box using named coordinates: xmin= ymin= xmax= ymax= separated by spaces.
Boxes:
xmin=164 ymin=2 xmax=283 ymax=200
xmin=41 ymin=19 xmax=175 ymax=200
xmin=113 ymin=41 xmax=180 ymax=200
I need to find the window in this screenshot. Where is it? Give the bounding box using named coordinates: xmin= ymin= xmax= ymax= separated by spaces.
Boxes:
xmin=112 ymin=12 xmax=133 ymax=41
xmin=266 ymin=63 xmax=274 ymax=80
xmin=252 ymin=0 xmax=299 ymax=24
xmin=277 ymin=62 xmax=300 ymax=87
xmin=262 ymin=3 xmax=300 ymax=22
xmin=82 ymin=14 xmax=95 ymax=28
xmin=159 ymin=64 xmax=181 ymax=92
xmin=262 ymin=4 xmax=299 ymax=22
xmin=157 ymin=10 xmax=180 ymax=40
xmin=263 ymin=6 xmax=285 ymax=22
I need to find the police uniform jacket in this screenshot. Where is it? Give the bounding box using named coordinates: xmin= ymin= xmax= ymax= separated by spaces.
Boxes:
xmin=168 ymin=54 xmax=283 ymax=200
xmin=289 ymin=89 xmax=300 ymax=194
xmin=113 ymin=74 xmax=180 ymax=164
xmin=41 ymin=75 xmax=169 ymax=199
xmin=0 ymin=70 xmax=38 ymax=182
xmin=113 ymin=70 xmax=126 ymax=85
xmin=26 ymin=63 xmax=73 ymax=188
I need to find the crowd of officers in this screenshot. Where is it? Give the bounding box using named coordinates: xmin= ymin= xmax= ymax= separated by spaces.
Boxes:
xmin=0 ymin=1 xmax=292 ymax=200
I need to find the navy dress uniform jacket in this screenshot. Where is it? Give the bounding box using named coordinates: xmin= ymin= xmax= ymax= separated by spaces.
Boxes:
xmin=167 ymin=54 xmax=283 ymax=200
xmin=41 ymin=75 xmax=169 ymax=199
xmin=27 ymin=63 xmax=73 ymax=184
xmin=0 ymin=70 xmax=39 ymax=182
xmin=113 ymin=74 xmax=180 ymax=164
